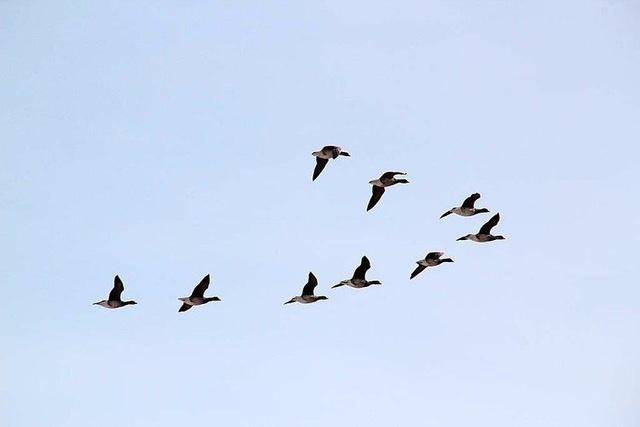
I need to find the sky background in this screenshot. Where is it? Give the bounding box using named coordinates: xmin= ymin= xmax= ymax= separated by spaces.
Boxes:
xmin=2 ymin=1 xmax=640 ymax=426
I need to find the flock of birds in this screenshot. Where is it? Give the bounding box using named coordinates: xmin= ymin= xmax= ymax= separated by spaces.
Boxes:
xmin=94 ymin=145 xmax=506 ymax=311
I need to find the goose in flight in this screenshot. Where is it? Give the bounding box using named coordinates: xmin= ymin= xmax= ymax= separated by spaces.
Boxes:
xmin=457 ymin=213 xmax=505 ymax=242
xmin=93 ymin=275 xmax=137 ymax=309
xmin=284 ymin=272 xmax=328 ymax=305
xmin=312 ymin=146 xmax=350 ymax=181
xmin=367 ymin=171 xmax=409 ymax=211
xmin=440 ymin=193 xmax=489 ymax=218
xmin=332 ymin=256 xmax=382 ymax=289
xmin=178 ymin=274 xmax=221 ymax=312
xmin=410 ymin=252 xmax=454 ymax=279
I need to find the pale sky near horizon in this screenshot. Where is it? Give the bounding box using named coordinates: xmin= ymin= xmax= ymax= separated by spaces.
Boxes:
xmin=2 ymin=1 xmax=640 ymax=426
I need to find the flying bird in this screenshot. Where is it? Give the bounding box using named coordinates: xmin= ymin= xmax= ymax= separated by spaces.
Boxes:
xmin=178 ymin=274 xmax=221 ymax=312
xmin=332 ymin=256 xmax=382 ymax=289
xmin=457 ymin=213 xmax=505 ymax=242
xmin=284 ymin=272 xmax=328 ymax=305
xmin=93 ymin=275 xmax=137 ymax=309
xmin=312 ymin=146 xmax=350 ymax=181
xmin=367 ymin=171 xmax=409 ymax=211
xmin=440 ymin=193 xmax=489 ymax=218
xmin=410 ymin=252 xmax=454 ymax=279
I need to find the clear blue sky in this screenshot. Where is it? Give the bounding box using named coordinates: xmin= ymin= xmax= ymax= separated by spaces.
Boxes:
xmin=2 ymin=1 xmax=639 ymax=426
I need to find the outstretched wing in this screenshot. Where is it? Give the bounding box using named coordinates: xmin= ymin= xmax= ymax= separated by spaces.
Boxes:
xmin=313 ymin=157 xmax=329 ymax=181
xmin=178 ymin=303 xmax=192 ymax=312
xmin=380 ymin=171 xmax=406 ymax=180
xmin=410 ymin=265 xmax=427 ymax=279
xmin=367 ymin=186 xmax=385 ymax=211
xmin=425 ymin=252 xmax=443 ymax=261
xmin=302 ymin=272 xmax=318 ymax=296
xmin=352 ymin=256 xmax=371 ymax=280
xmin=108 ymin=275 xmax=124 ymax=301
xmin=191 ymin=274 xmax=210 ymax=298
xmin=478 ymin=213 xmax=500 ymax=235
xmin=461 ymin=193 xmax=481 ymax=209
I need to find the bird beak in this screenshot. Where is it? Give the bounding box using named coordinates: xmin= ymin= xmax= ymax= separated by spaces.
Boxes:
xmin=92 ymin=302 xmax=100 ymax=305
xmin=284 ymin=300 xmax=293 ymax=305
xmin=456 ymin=236 xmax=466 ymax=241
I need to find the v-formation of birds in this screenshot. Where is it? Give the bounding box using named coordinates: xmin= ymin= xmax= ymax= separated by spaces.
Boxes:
xmin=94 ymin=146 xmax=505 ymax=311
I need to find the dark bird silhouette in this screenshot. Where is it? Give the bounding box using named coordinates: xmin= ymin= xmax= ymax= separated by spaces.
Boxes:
xmin=312 ymin=146 xmax=350 ymax=181
xmin=93 ymin=275 xmax=137 ymax=309
xmin=440 ymin=193 xmax=489 ymax=218
xmin=178 ymin=274 xmax=221 ymax=312
xmin=367 ymin=171 xmax=409 ymax=211
xmin=284 ymin=272 xmax=328 ymax=305
xmin=457 ymin=213 xmax=505 ymax=242
xmin=410 ymin=252 xmax=454 ymax=279
xmin=332 ymin=256 xmax=382 ymax=289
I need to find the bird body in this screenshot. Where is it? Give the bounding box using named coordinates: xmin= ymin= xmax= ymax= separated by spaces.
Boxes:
xmin=93 ymin=275 xmax=137 ymax=309
xmin=178 ymin=274 xmax=221 ymax=312
xmin=288 ymin=295 xmax=327 ymax=304
xmin=440 ymin=193 xmax=489 ymax=218
xmin=450 ymin=206 xmax=481 ymax=217
xmin=284 ymin=272 xmax=328 ymax=305
xmin=367 ymin=172 xmax=409 ymax=211
xmin=94 ymin=300 xmax=134 ymax=309
xmin=178 ymin=296 xmax=221 ymax=306
xmin=410 ymin=252 xmax=454 ymax=279
xmin=457 ymin=213 xmax=505 ymax=242
xmin=311 ymin=146 xmax=350 ymax=180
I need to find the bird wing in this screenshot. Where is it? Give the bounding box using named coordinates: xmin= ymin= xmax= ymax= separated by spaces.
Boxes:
xmin=478 ymin=213 xmax=500 ymax=235
xmin=108 ymin=275 xmax=124 ymax=301
xmin=178 ymin=303 xmax=193 ymax=312
xmin=440 ymin=210 xmax=452 ymax=219
xmin=367 ymin=186 xmax=385 ymax=211
xmin=425 ymin=252 xmax=443 ymax=260
xmin=461 ymin=193 xmax=481 ymax=209
xmin=190 ymin=274 xmax=210 ymax=298
xmin=410 ymin=265 xmax=427 ymax=279
xmin=312 ymin=157 xmax=329 ymax=181
xmin=380 ymin=171 xmax=406 ymax=180
xmin=302 ymin=272 xmax=318 ymax=296
xmin=352 ymin=256 xmax=371 ymax=280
